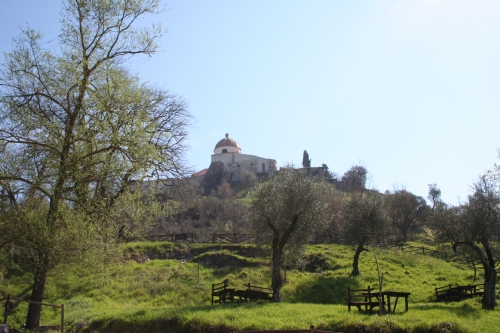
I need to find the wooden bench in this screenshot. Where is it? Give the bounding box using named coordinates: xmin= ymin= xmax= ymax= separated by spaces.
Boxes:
xmin=435 ymin=284 xmax=453 ymax=301
xmin=347 ymin=286 xmax=381 ymax=312
xmin=211 ymin=281 xmax=274 ymax=304
xmin=212 ymin=280 xmax=234 ymax=305
xmin=435 ymin=284 xmax=485 ymax=302
xmin=244 ymin=283 xmax=273 ymax=302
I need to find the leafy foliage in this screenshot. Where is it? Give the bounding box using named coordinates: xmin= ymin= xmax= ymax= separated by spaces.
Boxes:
xmin=250 ymin=167 xmax=332 ymax=301
xmin=433 ymin=177 xmax=500 ymax=309
xmin=339 ymin=193 xmax=387 ymax=276
xmin=0 ymin=0 xmax=191 ymax=327
xmin=341 ymin=165 xmax=368 ymax=192
xmin=387 ymin=189 xmax=428 ymax=242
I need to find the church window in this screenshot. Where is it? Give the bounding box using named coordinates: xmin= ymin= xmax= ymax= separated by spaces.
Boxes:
xmin=222 ymin=149 xmax=228 ymax=153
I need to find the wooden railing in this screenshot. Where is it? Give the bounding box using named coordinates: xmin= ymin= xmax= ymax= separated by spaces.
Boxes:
xmin=211 ymin=233 xmax=256 ymax=244
xmin=127 ymin=233 xmax=194 ymax=243
xmin=2 ymin=295 xmax=64 ymax=333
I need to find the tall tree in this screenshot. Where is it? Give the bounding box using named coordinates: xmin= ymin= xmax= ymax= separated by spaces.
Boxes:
xmin=250 ymin=167 xmax=331 ymax=302
xmin=341 ymin=165 xmax=367 ymax=192
xmin=302 ymin=150 xmax=311 ymax=168
xmin=386 ymin=189 xmax=428 ymax=242
xmin=321 ymin=163 xmax=333 ymax=179
xmin=428 ymin=183 xmax=442 ymax=210
xmin=340 ymin=193 xmax=387 ymax=276
xmin=0 ymin=0 xmax=191 ymax=328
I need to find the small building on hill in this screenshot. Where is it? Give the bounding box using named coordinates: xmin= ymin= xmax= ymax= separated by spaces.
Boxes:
xmin=200 ymin=133 xmax=277 ymax=191
xmin=212 ymin=133 xmax=277 ymax=181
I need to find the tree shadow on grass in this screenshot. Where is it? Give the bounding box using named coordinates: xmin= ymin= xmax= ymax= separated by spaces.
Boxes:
xmin=288 ymin=275 xmax=361 ymax=304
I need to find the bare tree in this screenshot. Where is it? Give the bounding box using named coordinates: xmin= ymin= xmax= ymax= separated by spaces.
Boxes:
xmin=386 ymin=189 xmax=428 ymax=242
xmin=250 ymin=167 xmax=332 ymax=302
xmin=340 ymin=193 xmax=387 ymax=276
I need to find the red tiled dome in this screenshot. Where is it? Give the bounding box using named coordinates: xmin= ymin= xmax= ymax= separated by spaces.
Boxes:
xmin=214 ymin=133 xmax=241 ymax=151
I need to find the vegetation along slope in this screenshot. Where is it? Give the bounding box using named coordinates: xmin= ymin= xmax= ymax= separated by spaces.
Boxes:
xmin=1 ymin=241 xmax=499 ymax=333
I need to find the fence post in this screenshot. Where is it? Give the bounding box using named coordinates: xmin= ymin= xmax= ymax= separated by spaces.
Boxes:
xmin=61 ymin=304 xmax=65 ymax=333
xmin=3 ymin=295 xmax=9 ymax=324
xmin=309 ymin=325 xmax=315 ymax=333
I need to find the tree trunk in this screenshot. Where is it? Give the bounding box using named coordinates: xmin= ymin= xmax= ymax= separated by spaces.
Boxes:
xmin=482 ymin=266 xmax=497 ymax=310
xmin=401 ymin=227 xmax=408 ymax=242
xmin=351 ymin=242 xmax=365 ymax=277
xmin=25 ymin=264 xmax=48 ymax=329
xmin=271 ymin=237 xmax=283 ymax=302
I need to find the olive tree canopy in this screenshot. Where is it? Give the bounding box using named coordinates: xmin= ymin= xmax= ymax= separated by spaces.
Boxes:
xmin=386 ymin=189 xmax=428 ymax=242
xmin=433 ymin=177 xmax=500 ymax=309
xmin=340 ymin=193 xmax=387 ymax=276
xmin=341 ymin=165 xmax=367 ymax=193
xmin=250 ymin=167 xmax=332 ymax=302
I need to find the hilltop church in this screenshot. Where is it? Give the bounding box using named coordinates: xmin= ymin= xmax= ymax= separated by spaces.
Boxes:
xmin=194 ymin=133 xmax=277 ymax=185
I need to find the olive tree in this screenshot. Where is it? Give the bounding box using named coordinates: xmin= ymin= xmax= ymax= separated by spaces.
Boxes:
xmin=434 ymin=177 xmax=499 ymax=309
xmin=341 ymin=165 xmax=367 ymax=192
xmin=250 ymin=167 xmax=331 ymax=302
xmin=428 ymin=183 xmax=442 ymax=211
xmin=0 ymin=0 xmax=191 ymax=328
xmin=340 ymin=193 xmax=387 ymax=276
xmin=386 ymin=189 xmax=428 ymax=242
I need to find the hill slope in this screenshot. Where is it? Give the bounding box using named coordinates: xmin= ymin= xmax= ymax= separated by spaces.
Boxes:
xmin=1 ymin=242 xmax=498 ymax=333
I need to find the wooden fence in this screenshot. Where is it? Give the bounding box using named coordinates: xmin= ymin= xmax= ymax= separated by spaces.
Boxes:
xmin=2 ymin=295 xmax=64 ymax=333
xmin=127 ymin=233 xmax=256 ymax=244
xmin=128 ymin=233 xmax=194 ymax=243
xmin=211 ymin=233 xmax=256 ymax=244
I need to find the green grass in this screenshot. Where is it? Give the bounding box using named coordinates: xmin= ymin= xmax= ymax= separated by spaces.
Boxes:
xmin=1 ymin=242 xmax=498 ymax=332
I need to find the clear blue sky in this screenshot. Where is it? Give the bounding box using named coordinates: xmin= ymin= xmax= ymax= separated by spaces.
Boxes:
xmin=1 ymin=0 xmax=499 ymax=205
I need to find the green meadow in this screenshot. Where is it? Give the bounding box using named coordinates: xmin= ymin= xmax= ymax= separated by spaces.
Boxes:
xmin=1 ymin=242 xmax=499 ymax=333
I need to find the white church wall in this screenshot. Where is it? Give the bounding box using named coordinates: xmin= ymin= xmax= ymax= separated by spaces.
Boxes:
xmin=214 ymin=146 xmax=240 ymax=154
xmin=210 ymin=134 xmax=277 ymax=182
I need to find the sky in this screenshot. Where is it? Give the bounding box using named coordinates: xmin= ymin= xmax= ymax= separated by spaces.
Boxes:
xmin=1 ymin=0 xmax=499 ymax=205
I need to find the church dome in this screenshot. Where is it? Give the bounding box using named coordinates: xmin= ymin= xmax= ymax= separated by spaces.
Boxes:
xmin=214 ymin=133 xmax=241 ymax=154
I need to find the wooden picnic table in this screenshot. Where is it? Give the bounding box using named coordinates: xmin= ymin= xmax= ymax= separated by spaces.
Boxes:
xmin=383 ymin=291 xmax=411 ymax=313
xmin=359 ymin=291 xmax=411 ymax=313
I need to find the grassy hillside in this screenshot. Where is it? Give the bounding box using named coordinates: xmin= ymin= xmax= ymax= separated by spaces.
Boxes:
xmin=1 ymin=242 xmax=498 ymax=333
